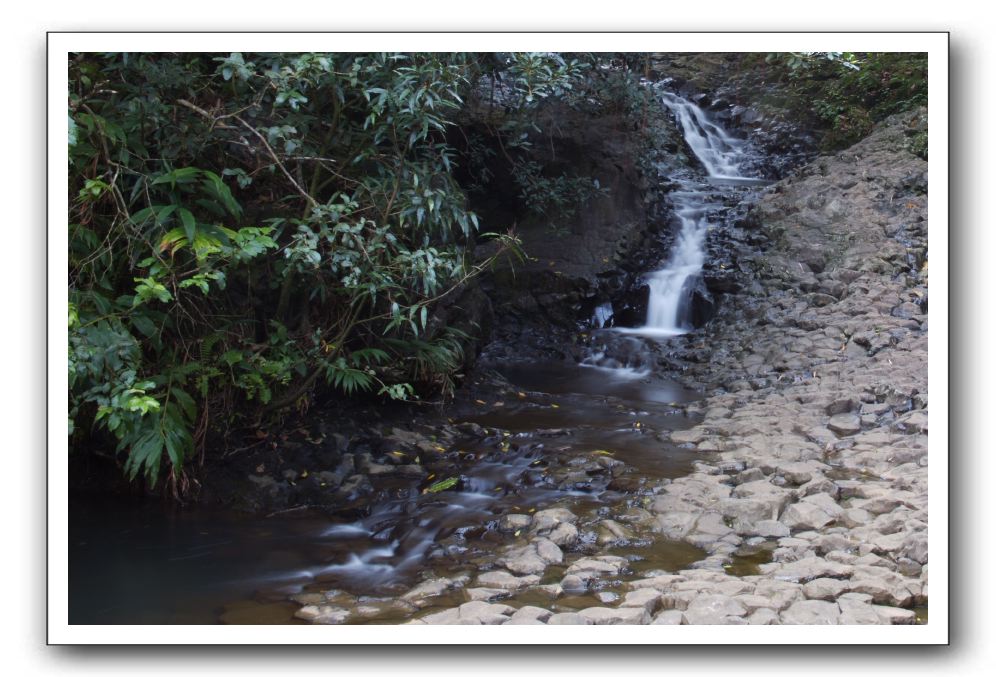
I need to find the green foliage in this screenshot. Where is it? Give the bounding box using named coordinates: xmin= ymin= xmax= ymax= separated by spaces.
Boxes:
xmin=762 ymin=52 xmax=927 ymax=150
xmin=67 ymin=52 xmax=583 ymax=487
xmin=513 ymin=160 xmax=609 ymax=232
xmin=908 ymin=130 xmax=928 ymax=160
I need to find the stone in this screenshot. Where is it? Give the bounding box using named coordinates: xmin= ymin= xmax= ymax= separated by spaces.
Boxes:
xmin=507 ymin=606 xmax=553 ymax=624
xmin=464 ymin=588 xmax=507 ymax=602
xmin=620 ymin=588 xmax=665 ymax=614
xmin=546 ymin=612 xmax=591 ymax=625
xmin=499 ymin=514 xmax=533 ymax=531
xmin=728 ymin=596 xmax=777 ymax=615
xmin=775 ymin=462 xmax=817 ymax=485
xmin=455 ymin=600 xmax=515 ymax=625
xmin=753 ymin=519 xmax=791 ymax=538
xmin=564 ymin=556 xmax=628 ymax=580
xmin=294 ymin=605 xmax=350 ymax=624
xmin=765 ymin=556 xmax=853 ymax=583
xmin=837 ymin=597 xmax=882 ymax=624
xmin=535 ymin=538 xmax=564 ymax=564
xmin=628 ymin=575 xmax=685 ymax=592
xmin=475 ymin=571 xmax=540 ymax=591
xmin=826 ymin=397 xmax=859 ymax=416
xmin=780 ymin=599 xmax=840 ymax=625
xmin=546 ymin=522 xmax=580 ymax=547
xmin=780 ymin=501 xmax=837 ymax=530
xmin=847 ymin=577 xmax=914 ymax=607
xmin=531 ymin=507 xmax=578 ymax=532
xmin=652 ymin=610 xmax=685 ymax=624
xmin=682 ymin=594 xmax=748 ymax=625
xmin=803 ymin=577 xmax=848 ymax=601
xmin=748 ymin=608 xmax=780 ymax=625
xmin=828 ymin=414 xmax=862 ymax=437
xmin=401 ymin=578 xmax=455 ymax=606
xmin=499 ymin=548 xmax=547 ymax=576
xmin=873 ymin=605 xmax=917 ymax=625
xmin=578 ymin=606 xmax=650 ymax=625
xmin=560 ymin=574 xmax=587 ymax=593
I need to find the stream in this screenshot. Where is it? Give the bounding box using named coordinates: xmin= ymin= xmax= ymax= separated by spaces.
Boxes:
xmin=70 ymin=91 xmax=769 ymax=625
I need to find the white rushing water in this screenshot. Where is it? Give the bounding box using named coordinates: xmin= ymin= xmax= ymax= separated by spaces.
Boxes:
xmin=633 ymin=92 xmax=750 ymax=336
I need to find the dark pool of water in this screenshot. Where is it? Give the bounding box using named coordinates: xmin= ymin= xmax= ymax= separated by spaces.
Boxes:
xmin=70 ymin=359 xmax=705 ymax=624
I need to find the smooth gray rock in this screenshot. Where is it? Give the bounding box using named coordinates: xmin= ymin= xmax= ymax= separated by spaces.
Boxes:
xmin=682 ymin=595 xmax=748 ymax=625
xmin=780 ymin=599 xmax=841 ymax=625
xmin=546 ymin=612 xmax=591 ymax=625
xmin=828 ymin=414 xmax=861 ymax=437
xmin=652 ymin=609 xmax=685 ymax=625
xmin=578 ymin=606 xmax=650 ymax=625
xmin=475 ymin=571 xmax=540 ymax=591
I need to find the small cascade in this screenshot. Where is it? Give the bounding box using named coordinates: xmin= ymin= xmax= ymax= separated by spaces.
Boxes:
xmin=631 ymin=91 xmax=754 ymax=336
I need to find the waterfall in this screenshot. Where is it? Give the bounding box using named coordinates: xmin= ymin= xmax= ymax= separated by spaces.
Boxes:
xmin=633 ymin=92 xmax=749 ymax=336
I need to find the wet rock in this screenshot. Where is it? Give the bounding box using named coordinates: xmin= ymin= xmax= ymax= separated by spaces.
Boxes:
xmin=596 ymin=519 xmax=636 ymax=545
xmin=560 ymin=574 xmax=588 ymax=593
xmin=295 ymin=605 xmax=350 ymax=624
xmin=596 ymin=591 xmax=619 ymax=604
xmin=531 ymin=507 xmax=578 ymax=531
xmin=401 ymin=578 xmax=458 ymax=607
xmin=546 ymin=521 xmax=580 ymax=547
xmin=475 ymin=571 xmax=541 ymax=591
xmin=499 ymin=549 xmax=548 ymax=576
xmin=465 ymin=587 xmax=508 ymax=602
xmin=499 ymin=514 xmax=533 ymax=532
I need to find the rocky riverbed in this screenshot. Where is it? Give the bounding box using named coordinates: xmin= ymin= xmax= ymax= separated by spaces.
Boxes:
xmin=288 ymin=107 xmax=928 ymax=626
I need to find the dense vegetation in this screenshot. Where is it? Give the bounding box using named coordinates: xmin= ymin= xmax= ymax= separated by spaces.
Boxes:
xmin=761 ymin=52 xmax=928 ymax=151
xmin=67 ymin=52 xmax=649 ymax=489
xmin=68 ymin=51 xmax=927 ymax=492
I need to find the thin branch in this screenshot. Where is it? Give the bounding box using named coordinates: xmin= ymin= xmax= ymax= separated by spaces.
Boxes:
xmin=177 ymin=99 xmax=318 ymax=210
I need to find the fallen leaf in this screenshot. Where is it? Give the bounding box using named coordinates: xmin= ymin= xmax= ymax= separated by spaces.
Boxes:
xmin=425 ymin=477 xmax=459 ymax=493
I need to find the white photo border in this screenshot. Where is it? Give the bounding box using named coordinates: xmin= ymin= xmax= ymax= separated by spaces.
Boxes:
xmin=48 ymin=31 xmax=949 ymax=645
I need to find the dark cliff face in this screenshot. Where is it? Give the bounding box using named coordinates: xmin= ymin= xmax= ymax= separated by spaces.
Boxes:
xmin=456 ymin=99 xmax=680 ymax=362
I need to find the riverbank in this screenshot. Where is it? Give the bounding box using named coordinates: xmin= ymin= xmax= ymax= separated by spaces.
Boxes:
xmin=343 ymin=107 xmax=927 ymax=626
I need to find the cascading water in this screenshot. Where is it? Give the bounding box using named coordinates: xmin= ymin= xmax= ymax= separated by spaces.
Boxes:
xmin=634 ymin=92 xmax=752 ymax=336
